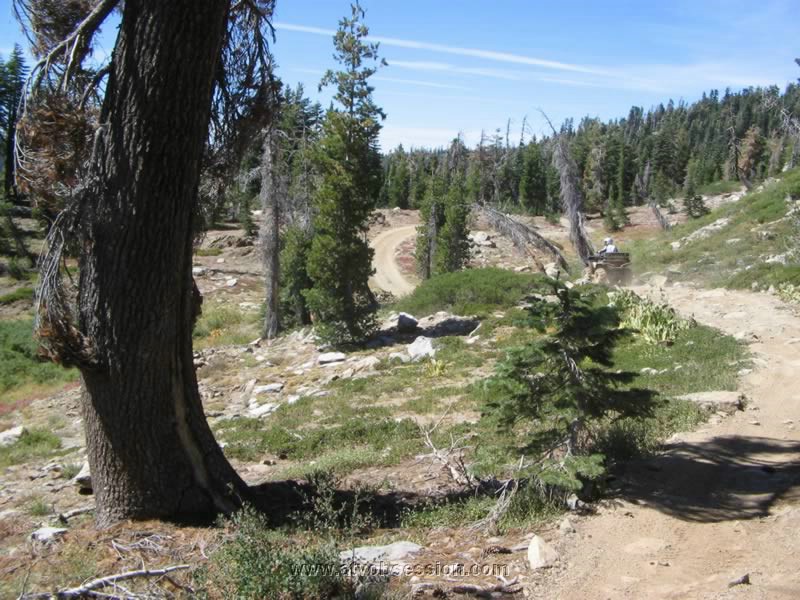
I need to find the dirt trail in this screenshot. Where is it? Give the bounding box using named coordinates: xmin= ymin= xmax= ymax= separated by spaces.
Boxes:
xmin=545 ymin=285 xmax=800 ymax=599
xmin=370 ymin=224 xmax=418 ymax=297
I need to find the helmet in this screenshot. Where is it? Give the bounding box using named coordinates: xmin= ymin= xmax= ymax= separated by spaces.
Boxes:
xmin=604 ymin=237 xmax=613 ymax=245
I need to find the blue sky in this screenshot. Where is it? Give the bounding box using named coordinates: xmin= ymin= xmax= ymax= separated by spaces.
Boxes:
xmin=2 ymin=0 xmax=799 ymax=150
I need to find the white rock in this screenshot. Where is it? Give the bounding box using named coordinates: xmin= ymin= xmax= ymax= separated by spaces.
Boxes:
xmin=353 ymin=356 xmax=381 ymax=372
xmin=671 ymin=241 xmax=682 ymax=250
xmin=0 ymin=426 xmax=25 ymax=448
xmin=249 ymin=403 xmax=278 ymax=418
xmin=72 ymin=461 xmax=92 ymax=493
xmin=318 ymin=352 xmax=346 ymax=365
xmin=286 ymin=395 xmax=300 ymax=405
xmin=389 ymin=352 xmax=410 ymax=363
xmin=31 ymin=527 xmax=67 ymax=543
xmin=640 ymin=367 xmax=659 ymax=375
xmin=216 ymin=257 xmax=225 ymax=264
xmin=254 ymin=383 xmax=284 ymax=394
xmin=225 ymin=278 xmax=238 ymax=287
xmin=544 ymin=262 xmax=560 ymax=278
xmin=559 ymin=518 xmax=576 ymax=535
xmin=649 ymin=274 xmax=668 ymax=288
xmin=340 ymin=541 xmax=422 ymax=564
xmin=527 ymin=535 xmax=559 ymax=569
xmin=407 ymin=336 xmax=436 ymax=361
xmin=191 ymin=266 xmax=207 ymax=276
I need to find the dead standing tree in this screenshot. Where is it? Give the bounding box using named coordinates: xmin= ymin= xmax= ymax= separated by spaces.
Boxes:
xmin=21 ymin=0 xmax=278 ymax=526
xmin=259 ymin=127 xmax=285 ymax=339
xmin=541 ymin=110 xmax=595 ymax=265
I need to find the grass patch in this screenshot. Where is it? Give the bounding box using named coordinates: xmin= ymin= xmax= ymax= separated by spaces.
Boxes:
xmin=697 ymin=180 xmax=742 ymax=196
xmin=0 ymin=286 xmax=34 ymax=305
xmin=193 ymin=303 xmax=260 ymax=348
xmin=401 ymin=496 xmax=494 ymax=529
xmin=0 ymin=428 xmax=62 ymax=469
xmin=394 ymin=268 xmax=550 ymax=316
xmin=195 ymin=247 xmax=223 ymax=256
xmin=0 ymin=319 xmax=77 ymax=400
xmin=630 ymin=168 xmax=800 ymax=289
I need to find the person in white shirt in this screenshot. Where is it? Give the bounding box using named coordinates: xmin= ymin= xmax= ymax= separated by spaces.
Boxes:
xmin=598 ymin=237 xmax=618 ymax=254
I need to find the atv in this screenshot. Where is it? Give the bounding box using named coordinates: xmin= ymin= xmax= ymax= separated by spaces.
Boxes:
xmin=587 ymin=252 xmax=632 ymax=286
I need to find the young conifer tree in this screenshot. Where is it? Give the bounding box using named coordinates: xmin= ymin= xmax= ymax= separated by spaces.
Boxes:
xmin=305 ymin=2 xmax=385 ymax=343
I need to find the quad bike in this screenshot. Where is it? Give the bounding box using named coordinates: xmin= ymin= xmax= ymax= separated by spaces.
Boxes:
xmin=586 ymin=252 xmax=632 ymax=286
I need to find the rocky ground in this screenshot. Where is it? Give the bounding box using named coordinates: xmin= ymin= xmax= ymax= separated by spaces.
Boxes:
xmin=4 ymin=183 xmax=800 ymax=599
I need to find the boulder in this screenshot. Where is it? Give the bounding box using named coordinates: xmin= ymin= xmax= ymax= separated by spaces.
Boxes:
xmin=559 ymin=517 xmax=576 ymax=535
xmin=318 ymin=352 xmax=346 ymax=365
xmin=469 ymin=231 xmax=495 ymax=247
xmin=407 ymin=336 xmax=436 ymax=361
xmin=72 ymin=461 xmax=92 ymax=493
xmin=191 ymin=266 xmax=207 ymax=276
xmin=527 ymin=535 xmax=559 ymax=569
xmin=225 ymin=278 xmax=238 ymax=287
xmin=0 ymin=426 xmax=25 ymax=448
xmin=397 ymin=312 xmax=419 ymax=333
xmin=544 ymin=262 xmax=560 ymax=279
xmin=676 ymin=391 xmax=744 ymax=415
xmin=353 ymin=356 xmax=381 ymax=372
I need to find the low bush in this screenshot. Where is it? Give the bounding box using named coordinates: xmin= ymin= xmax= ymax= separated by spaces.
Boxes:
xmin=0 ymin=287 xmax=34 ymax=306
xmin=395 ymin=267 xmax=548 ymax=316
xmin=0 ymin=319 xmax=77 ymax=398
xmin=0 ymin=428 xmax=62 ymax=469
xmin=611 ymin=289 xmax=690 ymax=344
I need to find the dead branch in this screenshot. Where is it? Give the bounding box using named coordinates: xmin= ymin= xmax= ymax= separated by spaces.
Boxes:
xmin=18 ymin=565 xmax=190 ymax=600
xmin=57 ymin=504 xmax=94 ymax=524
xmin=473 ymin=203 xmax=567 ymax=271
xmin=418 ymin=406 xmax=476 ymax=488
xmin=450 ymin=576 xmax=521 ymax=597
xmin=24 ymin=0 xmax=119 ymax=96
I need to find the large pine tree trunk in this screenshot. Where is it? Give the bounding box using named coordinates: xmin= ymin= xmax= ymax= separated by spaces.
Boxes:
xmin=74 ymin=0 xmax=247 ymax=526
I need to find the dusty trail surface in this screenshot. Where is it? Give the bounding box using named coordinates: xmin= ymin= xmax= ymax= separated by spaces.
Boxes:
xmin=370 ymin=224 xmax=418 ymax=297
xmin=544 ymin=285 xmax=800 ymax=599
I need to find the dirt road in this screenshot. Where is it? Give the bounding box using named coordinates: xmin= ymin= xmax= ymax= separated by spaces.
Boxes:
xmin=544 ymin=285 xmax=800 ymax=599
xmin=370 ymin=224 xmax=418 ymax=297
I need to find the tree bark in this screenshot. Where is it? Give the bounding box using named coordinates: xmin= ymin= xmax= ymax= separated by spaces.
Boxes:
xmin=74 ymin=0 xmax=247 ymax=526
xmin=260 ymin=129 xmax=281 ymax=339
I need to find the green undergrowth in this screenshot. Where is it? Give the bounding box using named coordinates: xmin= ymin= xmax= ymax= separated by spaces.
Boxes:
xmin=630 ymin=168 xmax=800 ymax=289
xmin=0 ymin=428 xmax=62 ymax=469
xmin=393 ymin=267 xmax=551 ymax=316
xmin=0 ymin=286 xmax=34 ymax=305
xmin=193 ymin=302 xmax=261 ymax=348
xmin=0 ymin=318 xmax=77 ymax=401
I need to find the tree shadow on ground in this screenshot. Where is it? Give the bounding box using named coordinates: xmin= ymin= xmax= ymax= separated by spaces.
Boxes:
xmin=610 ymin=435 xmax=800 ymax=523
xmin=248 ymin=478 xmax=486 ymax=529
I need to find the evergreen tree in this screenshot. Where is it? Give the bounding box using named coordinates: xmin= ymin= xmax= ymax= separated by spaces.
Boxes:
xmin=482 ymin=283 xmax=656 ymax=492
xmin=435 ymin=173 xmax=471 ymax=273
xmin=518 ymin=142 xmax=547 ymax=214
xmin=0 ymin=45 xmax=28 ymax=199
xmin=305 ymin=2 xmax=385 ymax=343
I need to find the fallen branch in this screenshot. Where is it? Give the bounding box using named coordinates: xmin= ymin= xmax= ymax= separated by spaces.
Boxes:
xmin=473 ymin=203 xmax=568 ymax=271
xmin=451 ymin=576 xmax=521 ymax=597
xmin=18 ymin=565 xmax=190 ymax=600
xmin=419 ymin=406 xmax=476 ymax=489
xmin=57 ymin=505 xmax=94 ymax=524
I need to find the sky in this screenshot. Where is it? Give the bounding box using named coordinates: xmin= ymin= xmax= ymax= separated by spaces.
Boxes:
xmin=2 ymin=0 xmax=799 ymax=151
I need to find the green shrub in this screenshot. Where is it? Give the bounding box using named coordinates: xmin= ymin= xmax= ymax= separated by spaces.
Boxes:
xmin=395 ymin=268 xmax=549 ymax=316
xmin=0 ymin=319 xmax=77 ymax=397
xmin=0 ymin=428 xmax=62 ymax=469
xmin=203 ymin=506 xmax=351 ymax=600
xmin=611 ymin=289 xmax=690 ymax=344
xmin=684 ymin=195 xmax=710 ymax=219
xmin=696 ymin=180 xmax=741 ymax=196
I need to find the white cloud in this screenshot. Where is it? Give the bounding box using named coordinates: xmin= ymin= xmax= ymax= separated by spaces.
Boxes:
xmin=274 ymin=21 xmax=607 ymax=75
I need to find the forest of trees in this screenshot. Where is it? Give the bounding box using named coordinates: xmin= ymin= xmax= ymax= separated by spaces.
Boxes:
xmin=378 ymin=84 xmax=800 ymax=231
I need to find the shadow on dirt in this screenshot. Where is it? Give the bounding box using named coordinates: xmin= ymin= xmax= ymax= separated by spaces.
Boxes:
xmin=611 ymin=435 xmax=800 ymax=522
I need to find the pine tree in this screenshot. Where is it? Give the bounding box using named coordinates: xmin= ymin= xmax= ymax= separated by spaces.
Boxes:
xmin=435 ymin=173 xmax=471 ymax=273
xmin=518 ymin=142 xmax=547 ymax=214
xmin=305 ymin=2 xmax=385 ymax=343
xmin=482 ymin=283 xmax=656 ymax=491
xmin=0 ymin=45 xmax=28 ymax=199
